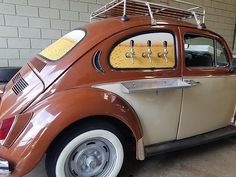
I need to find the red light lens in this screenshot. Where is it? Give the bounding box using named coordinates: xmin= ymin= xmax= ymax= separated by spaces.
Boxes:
xmin=0 ymin=117 xmax=15 ymax=140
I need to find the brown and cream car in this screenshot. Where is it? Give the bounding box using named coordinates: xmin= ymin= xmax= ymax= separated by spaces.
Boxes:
xmin=0 ymin=0 xmax=236 ymax=177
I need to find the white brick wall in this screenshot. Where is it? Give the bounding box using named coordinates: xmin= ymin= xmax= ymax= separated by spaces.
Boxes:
xmin=0 ymin=15 xmax=4 ymax=25
xmin=0 ymin=0 xmax=235 ymax=67
xmin=19 ymin=27 xmax=41 ymax=38
xmin=28 ymin=0 xmax=50 ymax=7
xmin=5 ymin=15 xmax=28 ymax=27
xmin=0 ymin=0 xmax=111 ymax=67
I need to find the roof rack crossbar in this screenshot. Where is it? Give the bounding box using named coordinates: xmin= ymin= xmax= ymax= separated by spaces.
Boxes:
xmin=90 ymin=0 xmax=206 ymax=28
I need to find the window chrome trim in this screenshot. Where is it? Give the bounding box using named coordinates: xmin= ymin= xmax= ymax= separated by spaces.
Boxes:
xmin=184 ymin=33 xmax=230 ymax=69
xmin=215 ymin=40 xmax=230 ymax=68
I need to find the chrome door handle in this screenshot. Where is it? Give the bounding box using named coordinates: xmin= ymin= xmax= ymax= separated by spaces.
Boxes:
xmin=184 ymin=80 xmax=200 ymax=86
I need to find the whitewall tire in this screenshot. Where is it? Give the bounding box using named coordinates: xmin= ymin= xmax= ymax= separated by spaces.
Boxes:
xmin=46 ymin=122 xmax=125 ymax=177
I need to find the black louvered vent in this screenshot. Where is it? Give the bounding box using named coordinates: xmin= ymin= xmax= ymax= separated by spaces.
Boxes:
xmin=12 ymin=72 xmax=21 ymax=84
xmin=12 ymin=77 xmax=29 ymax=95
xmin=31 ymin=58 xmax=46 ymax=72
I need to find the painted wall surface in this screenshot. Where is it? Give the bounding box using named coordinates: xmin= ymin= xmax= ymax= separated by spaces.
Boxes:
xmin=0 ymin=0 xmax=235 ymax=67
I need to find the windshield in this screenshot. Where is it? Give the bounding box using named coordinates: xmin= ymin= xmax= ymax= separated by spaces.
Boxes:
xmin=39 ymin=29 xmax=86 ymax=61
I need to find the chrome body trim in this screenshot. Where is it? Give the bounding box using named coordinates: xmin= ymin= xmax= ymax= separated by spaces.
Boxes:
xmin=137 ymin=137 xmax=145 ymax=160
xmin=0 ymin=158 xmax=11 ymax=175
xmin=120 ymin=78 xmax=191 ymax=94
xmin=184 ymin=79 xmax=200 ymax=86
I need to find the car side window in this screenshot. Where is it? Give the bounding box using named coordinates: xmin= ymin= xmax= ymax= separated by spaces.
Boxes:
xmin=109 ymin=32 xmax=176 ymax=69
xmin=216 ymin=41 xmax=228 ymax=67
xmin=184 ymin=34 xmax=214 ymax=67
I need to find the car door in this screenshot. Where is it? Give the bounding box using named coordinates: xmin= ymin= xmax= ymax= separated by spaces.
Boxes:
xmin=95 ymin=26 xmax=184 ymax=146
xmin=177 ymin=27 xmax=236 ymax=139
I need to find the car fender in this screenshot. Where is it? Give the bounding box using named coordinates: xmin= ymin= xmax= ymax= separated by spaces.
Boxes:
xmin=5 ymin=87 xmax=143 ymax=177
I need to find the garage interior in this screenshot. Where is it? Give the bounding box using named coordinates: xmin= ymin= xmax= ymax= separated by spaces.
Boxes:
xmin=0 ymin=0 xmax=236 ymax=176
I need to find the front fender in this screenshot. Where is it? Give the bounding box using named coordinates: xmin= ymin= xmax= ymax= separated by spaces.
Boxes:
xmin=3 ymin=87 xmax=143 ymax=177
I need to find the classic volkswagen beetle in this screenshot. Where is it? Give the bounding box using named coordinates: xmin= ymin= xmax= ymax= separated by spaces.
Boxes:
xmin=0 ymin=0 xmax=236 ymax=177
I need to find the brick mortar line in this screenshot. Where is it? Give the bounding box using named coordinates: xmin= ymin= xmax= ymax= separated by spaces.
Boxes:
xmin=1 ymin=2 xmax=110 ymax=13
xmin=211 ymin=0 xmax=236 ymax=7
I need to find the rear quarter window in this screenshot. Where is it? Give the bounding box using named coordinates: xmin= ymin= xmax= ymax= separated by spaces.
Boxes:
xmin=109 ymin=32 xmax=176 ymax=69
xmin=39 ymin=30 xmax=86 ymax=61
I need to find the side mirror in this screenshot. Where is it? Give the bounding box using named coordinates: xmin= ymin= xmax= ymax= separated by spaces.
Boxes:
xmin=229 ymin=56 xmax=236 ymax=72
xmin=232 ymin=57 xmax=236 ymax=68
xmin=184 ymin=43 xmax=190 ymax=49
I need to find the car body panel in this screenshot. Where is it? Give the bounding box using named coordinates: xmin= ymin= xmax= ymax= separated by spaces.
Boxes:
xmin=177 ymin=26 xmax=236 ymax=139
xmin=0 ymin=65 xmax=44 ymax=120
xmin=178 ymin=76 xmax=236 ymax=139
xmin=89 ymin=24 xmax=183 ymax=145
xmin=0 ymin=87 xmax=143 ymax=177
xmin=94 ymin=79 xmax=182 ymax=145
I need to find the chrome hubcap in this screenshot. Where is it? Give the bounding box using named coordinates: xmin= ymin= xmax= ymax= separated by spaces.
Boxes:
xmin=65 ymin=138 xmax=116 ymax=177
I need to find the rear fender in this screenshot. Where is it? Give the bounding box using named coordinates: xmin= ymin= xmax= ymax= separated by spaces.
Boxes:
xmin=6 ymin=87 xmax=143 ymax=176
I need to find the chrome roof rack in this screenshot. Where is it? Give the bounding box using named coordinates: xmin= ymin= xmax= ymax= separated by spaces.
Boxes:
xmin=90 ymin=0 xmax=206 ymax=29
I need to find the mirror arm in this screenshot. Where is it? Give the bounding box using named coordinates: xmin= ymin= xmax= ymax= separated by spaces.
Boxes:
xmin=229 ymin=58 xmax=236 ymax=73
xmin=228 ymin=66 xmax=234 ymax=73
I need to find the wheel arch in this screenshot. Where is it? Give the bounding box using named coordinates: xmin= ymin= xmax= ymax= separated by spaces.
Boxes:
xmin=48 ymin=115 xmax=137 ymax=152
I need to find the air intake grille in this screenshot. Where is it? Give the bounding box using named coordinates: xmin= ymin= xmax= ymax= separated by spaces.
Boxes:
xmin=31 ymin=58 xmax=46 ymax=72
xmin=12 ymin=72 xmax=21 ymax=84
xmin=12 ymin=77 xmax=29 ymax=95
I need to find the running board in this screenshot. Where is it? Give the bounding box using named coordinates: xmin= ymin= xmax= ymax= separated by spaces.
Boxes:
xmin=145 ymin=125 xmax=236 ymax=157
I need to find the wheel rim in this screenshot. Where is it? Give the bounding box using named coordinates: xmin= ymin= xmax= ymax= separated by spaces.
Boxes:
xmin=65 ymin=138 xmax=117 ymax=177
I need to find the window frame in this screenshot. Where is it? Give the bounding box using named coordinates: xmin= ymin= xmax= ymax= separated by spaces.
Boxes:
xmin=184 ymin=33 xmax=216 ymax=68
xmin=215 ymin=40 xmax=230 ymax=68
xmin=184 ymin=33 xmax=229 ymax=69
xmin=108 ymin=30 xmax=178 ymax=70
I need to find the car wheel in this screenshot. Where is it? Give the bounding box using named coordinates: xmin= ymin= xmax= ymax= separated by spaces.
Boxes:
xmin=46 ymin=122 xmax=125 ymax=177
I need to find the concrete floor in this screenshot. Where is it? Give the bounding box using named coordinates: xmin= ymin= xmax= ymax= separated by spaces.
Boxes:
xmin=25 ymin=137 xmax=236 ymax=177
